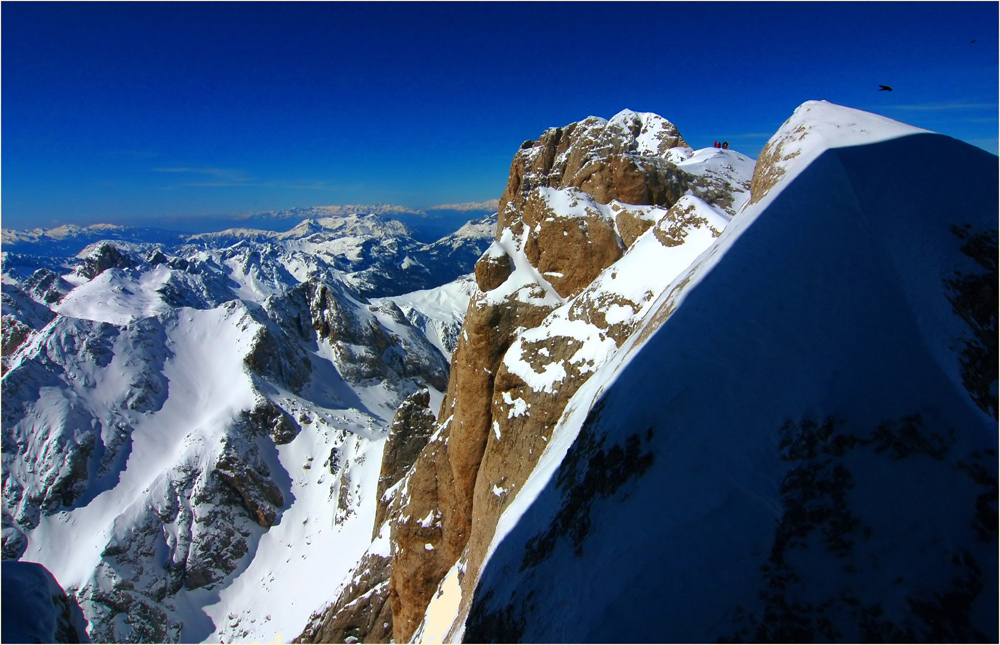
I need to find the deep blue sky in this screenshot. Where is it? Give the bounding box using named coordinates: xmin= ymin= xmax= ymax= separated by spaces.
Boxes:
xmin=3 ymin=1 xmax=997 ymax=230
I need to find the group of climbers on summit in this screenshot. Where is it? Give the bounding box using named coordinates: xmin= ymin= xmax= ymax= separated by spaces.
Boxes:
xmin=713 ymin=140 xmax=729 ymax=149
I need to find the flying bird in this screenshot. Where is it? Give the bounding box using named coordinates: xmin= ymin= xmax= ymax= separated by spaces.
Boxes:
xmin=878 ymin=85 xmax=893 ymax=92
xmin=971 ymin=39 xmax=977 ymax=43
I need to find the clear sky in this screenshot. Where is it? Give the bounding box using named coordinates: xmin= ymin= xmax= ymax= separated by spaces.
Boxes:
xmin=2 ymin=1 xmax=997 ymax=231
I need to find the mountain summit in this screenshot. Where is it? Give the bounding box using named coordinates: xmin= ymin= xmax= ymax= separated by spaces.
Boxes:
xmin=299 ymin=107 xmax=756 ymax=643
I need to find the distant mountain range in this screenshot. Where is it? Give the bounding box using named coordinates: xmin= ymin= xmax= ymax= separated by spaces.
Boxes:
xmin=2 ymin=211 xmax=494 ymax=297
xmin=2 ymin=207 xmax=494 ymax=642
xmin=2 ymin=201 xmax=500 ymax=246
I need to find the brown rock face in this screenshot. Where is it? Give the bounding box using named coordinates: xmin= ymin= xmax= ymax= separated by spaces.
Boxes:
xmin=372 ymin=389 xmax=436 ymax=537
xmin=519 ymin=189 xmax=624 ymax=299
xmin=494 ymin=110 xmax=693 ymax=301
xmin=438 ymin=289 xmax=557 ymax=547
xmin=614 ymin=203 xmax=659 ymax=249
xmin=386 ymin=286 xmax=557 ymax=643
xmin=388 ymin=426 xmax=463 ymax=642
xmin=474 ymin=245 xmax=514 ymax=292
xmin=386 ymin=110 xmax=698 ymax=641
xmin=295 ymin=550 xmax=393 ymax=644
xmin=461 ymin=253 xmax=673 ymax=620
xmin=498 ymin=110 xmax=690 ymax=233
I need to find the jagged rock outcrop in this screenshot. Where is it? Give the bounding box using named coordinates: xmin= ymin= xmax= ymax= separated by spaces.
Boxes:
xmin=76 ymin=242 xmax=136 ymax=280
xmin=213 ymin=450 xmax=285 ymax=529
xmin=1 ymin=510 xmax=27 ymax=560
xmin=373 ymin=389 xmax=436 ymax=535
xmin=24 ymin=268 xmax=73 ymax=304
xmin=1 ymin=271 xmax=67 ymax=374
xmin=517 ymin=187 xmax=624 ymax=299
xmin=242 ymin=397 xmax=302 ymax=446
xmin=243 ymin=322 xmax=312 ymax=397
xmin=497 ymin=111 xmax=691 ymax=301
xmin=499 ymin=110 xmax=690 ymax=228
xmin=295 ymin=548 xmax=394 ymax=644
xmin=306 ymin=279 xmax=449 ymax=391
xmin=1 ymin=315 xmax=33 ymax=372
xmin=2 ymin=278 xmax=60 ymax=330
xmin=473 ymin=244 xmax=513 ymax=292
xmin=384 ymin=109 xmax=751 ymax=642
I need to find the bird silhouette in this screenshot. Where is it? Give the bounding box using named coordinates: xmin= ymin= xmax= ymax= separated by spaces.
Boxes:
xmin=878 ymin=85 xmax=893 ymax=92
xmin=971 ymin=39 xmax=977 ymax=43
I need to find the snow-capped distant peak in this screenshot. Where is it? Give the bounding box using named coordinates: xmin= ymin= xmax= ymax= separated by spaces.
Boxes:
xmin=276 ymin=213 xmax=412 ymax=241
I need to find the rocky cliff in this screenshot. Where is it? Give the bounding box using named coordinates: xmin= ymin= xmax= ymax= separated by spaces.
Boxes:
xmin=301 ymin=109 xmax=754 ymax=643
xmin=302 ymin=103 xmax=996 ymax=645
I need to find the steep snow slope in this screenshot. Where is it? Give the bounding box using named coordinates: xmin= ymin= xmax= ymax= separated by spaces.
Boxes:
xmin=447 ymin=102 xmax=998 ymax=642
xmin=5 ymin=292 xmax=404 ymax=642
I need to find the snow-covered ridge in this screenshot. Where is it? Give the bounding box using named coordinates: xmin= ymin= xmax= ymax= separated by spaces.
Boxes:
xmin=5 ymin=211 xmax=496 ymax=302
xmin=748 ymin=99 xmax=929 ymax=209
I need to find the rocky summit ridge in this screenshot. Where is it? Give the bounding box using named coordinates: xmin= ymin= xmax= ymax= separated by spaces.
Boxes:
xmin=301 ymin=102 xmax=996 ymax=644
xmin=298 ymin=108 xmax=756 ymax=643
